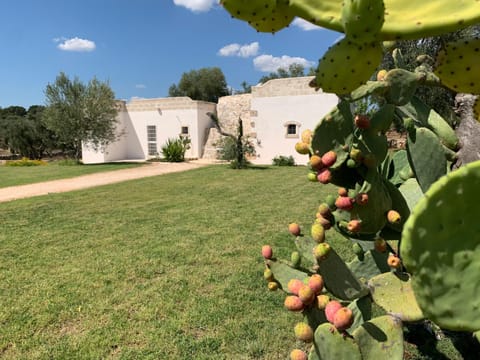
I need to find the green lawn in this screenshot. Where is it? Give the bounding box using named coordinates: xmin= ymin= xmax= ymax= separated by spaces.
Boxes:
xmin=0 ymin=162 xmax=145 ymax=188
xmin=0 ymin=166 xmax=463 ymax=359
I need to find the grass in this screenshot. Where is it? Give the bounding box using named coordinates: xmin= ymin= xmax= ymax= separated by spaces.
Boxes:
xmin=0 ymin=161 xmax=145 ymax=188
xmin=0 ymin=165 xmax=467 ymax=359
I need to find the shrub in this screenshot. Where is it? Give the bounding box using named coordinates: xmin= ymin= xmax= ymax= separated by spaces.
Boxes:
xmin=216 ymin=136 xmax=256 ymax=169
xmin=5 ymin=157 xmax=48 ymax=167
xmin=55 ymin=159 xmax=83 ymax=166
xmin=161 ymin=136 xmax=191 ymax=162
xmin=272 ymin=155 xmax=295 ymax=166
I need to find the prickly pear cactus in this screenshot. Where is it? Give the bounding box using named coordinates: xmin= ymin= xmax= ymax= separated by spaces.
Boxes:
xmin=401 ymin=160 xmax=480 ymax=331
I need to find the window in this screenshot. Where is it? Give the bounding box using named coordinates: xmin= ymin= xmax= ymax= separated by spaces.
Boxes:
xmin=284 ymin=121 xmax=301 ymax=139
xmin=181 ymin=126 xmax=189 ymax=135
xmin=147 ymin=125 xmax=157 ymax=156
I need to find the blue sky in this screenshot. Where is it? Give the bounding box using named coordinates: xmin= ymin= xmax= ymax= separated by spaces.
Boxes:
xmin=0 ymin=0 xmax=340 ymax=108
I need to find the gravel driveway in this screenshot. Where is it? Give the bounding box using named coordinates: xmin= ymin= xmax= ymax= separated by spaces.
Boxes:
xmin=0 ymin=161 xmax=210 ymax=203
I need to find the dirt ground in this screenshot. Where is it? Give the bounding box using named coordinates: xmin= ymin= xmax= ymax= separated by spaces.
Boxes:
xmin=0 ymin=161 xmax=212 ymax=203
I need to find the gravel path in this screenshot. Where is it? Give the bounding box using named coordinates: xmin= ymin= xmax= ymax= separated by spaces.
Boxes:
xmin=0 ymin=161 xmax=210 ymax=203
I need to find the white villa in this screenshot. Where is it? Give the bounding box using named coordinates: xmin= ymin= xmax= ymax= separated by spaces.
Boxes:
xmin=81 ymin=76 xmax=339 ymax=165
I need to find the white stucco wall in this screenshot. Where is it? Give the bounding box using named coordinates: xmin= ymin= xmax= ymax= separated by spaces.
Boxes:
xmin=250 ymin=77 xmax=339 ymax=165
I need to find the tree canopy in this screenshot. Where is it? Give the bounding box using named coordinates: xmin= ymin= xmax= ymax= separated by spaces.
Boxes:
xmin=168 ymin=67 xmax=230 ymax=103
xmin=43 ymin=72 xmax=119 ymax=160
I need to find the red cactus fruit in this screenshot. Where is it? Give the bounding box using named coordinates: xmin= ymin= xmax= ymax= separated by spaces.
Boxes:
xmin=317 ymin=168 xmax=332 ymax=184
xmin=295 ymin=141 xmax=310 ymax=155
xmin=387 ymin=255 xmax=402 ymax=269
xmin=313 ymin=243 xmax=331 ymax=261
xmin=335 ymin=196 xmax=354 ymax=211
xmin=290 ymin=349 xmax=308 ymax=360
xmin=311 ymin=223 xmax=325 ymax=243
xmin=333 ymin=307 xmax=354 ymax=331
xmin=337 ymin=187 xmax=348 ymax=197
xmin=315 ymin=215 xmax=332 ymax=230
xmin=287 ymin=279 xmax=305 ymax=295
xmin=294 ymin=322 xmax=314 ymax=342
xmin=325 ymin=300 xmax=343 ymax=324
xmin=387 ymin=210 xmax=401 ymax=224
xmin=309 ymin=154 xmax=323 ymax=171
xmin=316 ymin=294 xmax=330 ymax=309
xmin=308 ymin=274 xmax=324 ymax=295
xmin=261 ymin=245 xmax=273 ymax=259
xmin=288 ymin=223 xmax=301 ymax=236
xmin=284 ymin=295 xmax=305 ymax=312
xmin=356 ymin=193 xmax=369 ymax=205
xmin=354 ymin=114 xmax=371 ymax=129
xmin=347 ymin=219 xmax=362 ymax=233
xmin=298 ymin=285 xmax=315 ymax=305
xmin=374 ymin=238 xmax=387 ymax=253
xmin=267 ymin=282 xmax=279 ymax=291
xmin=321 ymin=150 xmax=337 ymax=167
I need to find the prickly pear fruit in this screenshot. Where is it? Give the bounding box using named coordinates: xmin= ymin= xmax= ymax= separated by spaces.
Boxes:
xmin=338 ymin=187 xmax=348 ymax=197
xmin=316 ymin=294 xmax=330 ymax=309
xmin=261 ymin=245 xmax=273 ymax=259
xmin=291 ymin=251 xmax=301 ymax=268
xmin=288 ymin=279 xmax=304 ymax=295
xmin=355 ymin=192 xmax=369 ymax=205
xmin=295 ymin=141 xmax=310 ymax=155
xmin=387 ymin=210 xmax=401 ymax=224
xmin=321 ymin=150 xmax=337 ymax=167
xmin=318 ymin=203 xmax=331 ymax=217
xmin=288 ymin=223 xmax=301 ymax=236
xmin=315 ymin=215 xmax=332 ymax=230
xmin=314 ymin=243 xmax=331 ymax=261
xmin=387 ymin=255 xmax=402 ymax=269
xmin=308 ymin=274 xmax=324 ymax=295
xmin=294 ymin=322 xmax=314 ymax=342
xmin=317 ymin=168 xmax=332 ymax=184
xmin=325 ymin=300 xmax=343 ymax=324
xmin=374 ymin=238 xmax=387 ymax=253
xmin=325 ymin=194 xmax=337 ymax=209
xmin=307 ymin=172 xmax=318 ymax=182
xmin=290 ymin=349 xmax=308 ymax=360
xmin=311 ymin=223 xmax=326 ymax=243
xmin=335 ymin=196 xmax=354 ymax=210
xmin=350 ymin=148 xmax=363 ymax=162
xmin=377 ymin=69 xmax=388 ymax=81
xmin=298 ymin=285 xmax=315 ymax=305
xmin=301 ymin=129 xmax=313 ymax=144
xmin=310 ymin=154 xmax=323 ymax=170
xmin=352 ymin=243 xmax=364 ymax=260
xmin=264 ymin=268 xmax=274 ymax=281
xmin=284 ymin=295 xmax=305 ymax=312
xmin=333 ymin=307 xmax=354 ymax=331
xmin=268 ymin=281 xmax=279 ymax=291
xmin=347 ymin=219 xmax=362 ymax=233
xmin=354 ymin=114 xmax=370 ymax=129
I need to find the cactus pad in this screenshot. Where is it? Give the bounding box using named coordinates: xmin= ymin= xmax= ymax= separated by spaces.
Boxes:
xmin=309 ymin=323 xmax=362 ymax=360
xmin=368 ymin=272 xmax=424 ymax=322
xmin=220 ymin=0 xmax=294 ymax=33
xmin=434 ymin=36 xmax=480 ymax=94
xmin=400 ymin=160 xmax=480 ymax=331
xmin=312 ymin=37 xmax=383 ymax=94
xmin=348 ymin=250 xmax=390 ymax=283
xmin=352 ymin=315 xmax=404 ymax=359
xmin=384 ymin=69 xmax=420 ymax=105
xmin=341 ymin=0 xmax=385 ymax=42
xmin=267 ymin=260 xmax=309 ymax=291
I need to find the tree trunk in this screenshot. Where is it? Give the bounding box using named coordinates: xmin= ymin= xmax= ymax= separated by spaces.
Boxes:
xmin=453 ymin=94 xmax=480 ymax=169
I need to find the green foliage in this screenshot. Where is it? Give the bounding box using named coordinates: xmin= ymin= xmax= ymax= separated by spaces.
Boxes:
xmin=258 ymin=63 xmax=309 ymax=84
xmin=272 ymin=155 xmax=295 ymax=166
xmin=160 ymin=136 xmax=191 ymax=162
xmin=43 ymin=72 xmax=119 ymax=160
xmin=168 ymin=67 xmax=229 ymax=103
xmin=216 ymin=135 xmax=255 ymax=169
xmin=5 ymin=157 xmax=48 ymax=166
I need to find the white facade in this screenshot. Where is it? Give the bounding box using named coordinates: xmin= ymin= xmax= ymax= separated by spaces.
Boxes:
xmin=82 ymin=77 xmax=339 ymax=165
xmin=82 ymin=97 xmax=216 ymax=164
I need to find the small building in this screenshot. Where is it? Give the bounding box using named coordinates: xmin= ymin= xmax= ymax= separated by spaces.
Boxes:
xmin=82 ymin=77 xmax=339 ymax=165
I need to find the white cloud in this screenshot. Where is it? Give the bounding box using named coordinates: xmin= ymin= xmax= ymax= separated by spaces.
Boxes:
xmin=57 ymin=37 xmax=96 ymax=52
xmin=135 ymin=84 xmax=146 ymax=89
xmin=218 ymin=42 xmax=259 ymax=58
xmin=292 ymin=18 xmax=324 ymax=31
xmin=253 ymin=55 xmax=315 ymax=72
xmin=173 ymin=0 xmax=218 ymax=12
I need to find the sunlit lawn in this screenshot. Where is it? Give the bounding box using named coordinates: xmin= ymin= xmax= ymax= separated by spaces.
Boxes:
xmin=0 ymin=165 xmax=463 ymax=359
